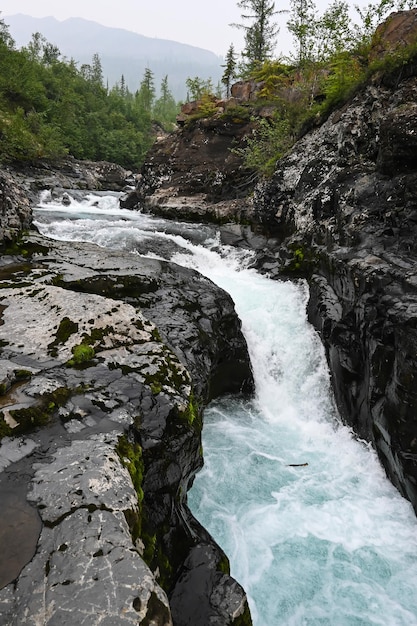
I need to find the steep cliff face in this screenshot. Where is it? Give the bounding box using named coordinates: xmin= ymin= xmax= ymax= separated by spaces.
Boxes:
xmin=251 ymin=50 xmax=417 ymax=512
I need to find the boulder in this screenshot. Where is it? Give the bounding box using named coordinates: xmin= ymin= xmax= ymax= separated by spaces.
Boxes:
xmin=231 ymin=80 xmax=264 ymax=101
xmin=370 ymin=9 xmax=417 ymax=60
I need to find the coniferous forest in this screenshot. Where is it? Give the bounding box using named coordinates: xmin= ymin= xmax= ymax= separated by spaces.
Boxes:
xmin=0 ymin=21 xmax=178 ymax=169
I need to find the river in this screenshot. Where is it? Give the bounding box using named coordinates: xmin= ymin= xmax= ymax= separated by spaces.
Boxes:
xmin=34 ymin=191 xmax=417 ymax=626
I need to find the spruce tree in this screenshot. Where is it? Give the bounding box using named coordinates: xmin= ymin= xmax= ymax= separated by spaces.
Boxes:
xmin=232 ymin=0 xmax=280 ymax=74
xmin=221 ymin=44 xmax=238 ymax=97
xmin=91 ymin=53 xmax=104 ymax=87
xmin=137 ymin=67 xmax=155 ymax=112
xmin=154 ymin=75 xmax=177 ymax=126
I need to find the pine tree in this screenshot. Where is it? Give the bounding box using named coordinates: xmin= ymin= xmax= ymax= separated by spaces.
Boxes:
xmin=232 ymin=0 xmax=280 ymax=74
xmin=137 ymin=67 xmax=155 ymax=112
xmin=221 ymin=43 xmax=238 ymax=97
xmin=153 ymin=75 xmax=177 ymax=126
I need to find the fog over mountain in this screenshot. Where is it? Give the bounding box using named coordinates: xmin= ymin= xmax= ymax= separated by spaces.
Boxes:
xmin=5 ymin=14 xmax=224 ymax=100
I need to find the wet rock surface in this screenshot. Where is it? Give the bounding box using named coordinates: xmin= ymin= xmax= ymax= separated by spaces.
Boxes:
xmin=119 ymin=13 xmax=417 ymax=518
xmin=3 ymin=157 xmax=134 ymax=213
xmin=0 ymin=232 xmax=253 ymax=625
xmin=0 ymin=171 xmax=32 ymax=242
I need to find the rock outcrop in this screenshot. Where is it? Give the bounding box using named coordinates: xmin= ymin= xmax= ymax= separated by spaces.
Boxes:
xmin=122 ymin=103 xmax=258 ymax=224
xmin=6 ymin=157 xmax=135 ymax=209
xmin=0 ymin=170 xmax=32 ymax=241
xmin=0 ymin=230 xmax=253 ymax=625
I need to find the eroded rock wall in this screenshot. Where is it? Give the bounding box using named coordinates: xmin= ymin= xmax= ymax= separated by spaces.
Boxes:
xmin=124 ymin=114 xmax=256 ymax=224
xmin=0 ymin=170 xmax=32 ymax=241
xmin=252 ymin=52 xmax=417 ymax=513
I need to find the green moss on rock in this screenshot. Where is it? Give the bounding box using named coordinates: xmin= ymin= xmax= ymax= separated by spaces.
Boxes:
xmin=116 ymin=434 xmax=145 ymax=547
xmin=48 ymin=316 xmax=79 ymax=356
xmin=66 ymin=343 xmax=95 ymax=367
xmin=13 ymin=369 xmax=32 ymax=381
xmin=0 ymin=413 xmax=12 ymax=438
xmin=180 ymin=392 xmax=202 ymax=430
xmin=233 ymin=603 xmax=253 ymax=626
xmin=285 ymin=242 xmax=318 ymax=276
xmin=3 ymin=386 xmax=73 ymax=438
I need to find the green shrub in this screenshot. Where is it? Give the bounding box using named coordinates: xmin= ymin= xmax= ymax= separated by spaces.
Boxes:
xmin=231 ymin=115 xmax=293 ymax=176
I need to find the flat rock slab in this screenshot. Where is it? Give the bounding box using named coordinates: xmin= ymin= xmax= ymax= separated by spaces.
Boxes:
xmin=1 ymin=432 xmax=171 ymax=625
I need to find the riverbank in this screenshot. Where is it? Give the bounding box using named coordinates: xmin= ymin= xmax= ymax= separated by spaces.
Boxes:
xmin=0 ymin=176 xmax=253 ymax=625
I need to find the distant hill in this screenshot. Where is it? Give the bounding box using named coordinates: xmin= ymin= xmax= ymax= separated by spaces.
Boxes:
xmin=4 ymin=14 xmax=224 ymax=101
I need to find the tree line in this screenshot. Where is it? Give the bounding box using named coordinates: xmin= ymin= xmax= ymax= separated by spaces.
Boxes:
xmin=1 ymin=1 xmax=416 ymax=170
xmin=222 ymin=0 xmax=417 ymax=84
xmin=0 ymin=21 xmax=179 ymax=168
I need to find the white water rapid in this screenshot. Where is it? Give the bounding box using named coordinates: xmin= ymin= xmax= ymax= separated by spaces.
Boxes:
xmin=34 ymin=192 xmax=417 ymax=626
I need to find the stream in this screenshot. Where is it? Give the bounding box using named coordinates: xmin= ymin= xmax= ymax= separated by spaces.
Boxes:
xmin=34 ymin=191 xmax=417 ymax=626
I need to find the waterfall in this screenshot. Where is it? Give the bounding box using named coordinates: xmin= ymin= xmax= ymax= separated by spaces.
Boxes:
xmin=34 ymin=193 xmax=417 ymax=626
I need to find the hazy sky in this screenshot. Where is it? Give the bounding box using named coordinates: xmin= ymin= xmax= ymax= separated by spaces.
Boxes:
xmin=1 ymin=0 xmax=380 ymax=56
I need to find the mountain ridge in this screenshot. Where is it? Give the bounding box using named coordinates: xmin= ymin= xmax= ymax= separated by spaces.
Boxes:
xmin=4 ymin=14 xmax=224 ymax=99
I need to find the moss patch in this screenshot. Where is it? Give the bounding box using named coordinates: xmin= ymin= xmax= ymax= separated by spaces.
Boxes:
xmin=66 ymin=343 xmax=95 ymax=368
xmin=116 ymin=434 xmax=144 ymax=541
xmin=0 ymin=237 xmax=49 ymax=259
xmin=1 ymin=386 xmax=73 ymax=439
xmin=13 ymin=369 xmax=32 ymax=381
xmin=143 ymin=347 xmax=191 ymax=397
xmin=180 ymin=392 xmax=202 ymax=430
xmin=48 ymin=316 xmax=79 ymax=356
xmin=141 ymin=523 xmax=174 ymax=592
xmin=234 ymin=603 xmax=253 ymax=626
xmin=0 ymin=414 xmax=12 ymax=438
xmin=284 ymin=242 xmax=318 ymax=277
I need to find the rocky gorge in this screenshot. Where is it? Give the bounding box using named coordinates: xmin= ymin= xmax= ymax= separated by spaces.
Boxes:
xmin=2 ymin=8 xmax=417 ymax=625
xmin=131 ymin=10 xmax=417 ymax=522
xmin=250 ymin=43 xmax=417 ymax=512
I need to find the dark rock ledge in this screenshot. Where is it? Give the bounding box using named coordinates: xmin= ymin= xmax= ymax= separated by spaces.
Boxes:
xmin=0 ymin=167 xmax=253 ymax=625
